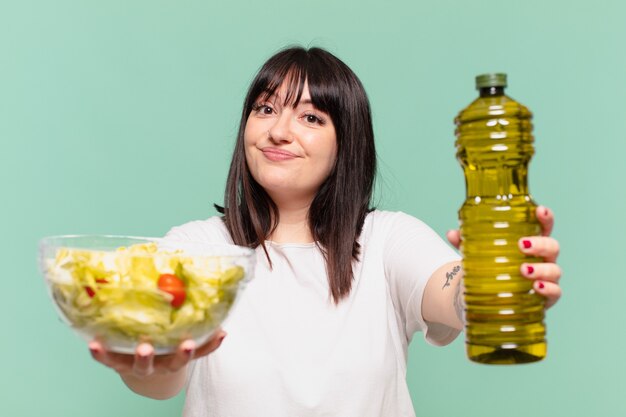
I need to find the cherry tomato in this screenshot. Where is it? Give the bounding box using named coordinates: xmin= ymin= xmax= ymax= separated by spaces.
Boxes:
xmin=157 ymin=273 xmax=186 ymax=308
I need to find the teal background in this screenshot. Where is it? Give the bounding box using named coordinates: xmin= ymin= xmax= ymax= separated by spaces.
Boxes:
xmin=2 ymin=0 xmax=624 ymax=416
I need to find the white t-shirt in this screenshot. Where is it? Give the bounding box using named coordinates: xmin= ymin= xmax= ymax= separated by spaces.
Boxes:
xmin=164 ymin=210 xmax=461 ymax=417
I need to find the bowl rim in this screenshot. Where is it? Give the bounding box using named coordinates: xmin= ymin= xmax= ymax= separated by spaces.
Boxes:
xmin=39 ymin=234 xmax=256 ymax=257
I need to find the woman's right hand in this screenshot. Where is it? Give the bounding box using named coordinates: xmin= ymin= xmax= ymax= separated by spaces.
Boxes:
xmin=88 ymin=329 xmax=227 ymax=378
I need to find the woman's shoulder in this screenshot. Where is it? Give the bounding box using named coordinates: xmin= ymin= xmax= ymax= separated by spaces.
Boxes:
xmin=365 ymin=209 xmax=432 ymax=233
xmin=363 ymin=209 xmax=452 ymax=251
xmin=164 ymin=216 xmax=233 ymax=245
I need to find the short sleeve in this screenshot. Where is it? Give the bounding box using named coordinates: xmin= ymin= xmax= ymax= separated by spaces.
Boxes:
xmin=381 ymin=211 xmax=461 ymax=346
xmin=163 ymin=217 xmax=233 ymax=245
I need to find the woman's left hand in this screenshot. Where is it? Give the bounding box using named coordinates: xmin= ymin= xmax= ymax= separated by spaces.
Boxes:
xmin=446 ymin=205 xmax=562 ymax=309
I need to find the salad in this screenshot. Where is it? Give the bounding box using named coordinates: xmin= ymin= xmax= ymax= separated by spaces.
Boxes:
xmin=45 ymin=242 xmax=245 ymax=352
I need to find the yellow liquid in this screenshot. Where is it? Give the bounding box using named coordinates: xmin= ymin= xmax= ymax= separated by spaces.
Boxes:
xmin=455 ymin=91 xmax=546 ymax=364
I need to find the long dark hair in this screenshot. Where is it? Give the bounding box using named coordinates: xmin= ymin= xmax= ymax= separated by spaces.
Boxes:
xmin=217 ymin=46 xmax=376 ymax=303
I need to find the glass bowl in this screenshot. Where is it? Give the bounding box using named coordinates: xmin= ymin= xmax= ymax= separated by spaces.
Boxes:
xmin=38 ymin=235 xmax=255 ymax=354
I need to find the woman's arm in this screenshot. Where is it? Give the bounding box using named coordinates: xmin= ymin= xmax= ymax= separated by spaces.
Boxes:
xmin=88 ymin=330 xmax=226 ymax=400
xmin=422 ymin=260 xmax=465 ymax=331
xmin=121 ymin=364 xmax=189 ymax=400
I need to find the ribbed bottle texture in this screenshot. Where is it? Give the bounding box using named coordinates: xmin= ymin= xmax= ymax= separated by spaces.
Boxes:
xmin=455 ymin=74 xmax=546 ymax=364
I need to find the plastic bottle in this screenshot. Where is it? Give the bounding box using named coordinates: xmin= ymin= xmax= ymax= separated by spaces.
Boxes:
xmin=454 ymin=73 xmax=546 ymax=364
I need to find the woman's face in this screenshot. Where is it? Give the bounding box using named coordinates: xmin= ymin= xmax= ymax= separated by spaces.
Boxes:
xmin=244 ymin=81 xmax=337 ymax=205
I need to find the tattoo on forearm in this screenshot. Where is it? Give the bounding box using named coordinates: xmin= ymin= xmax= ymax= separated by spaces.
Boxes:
xmin=453 ymin=282 xmax=465 ymax=324
xmin=442 ymin=265 xmax=461 ymax=289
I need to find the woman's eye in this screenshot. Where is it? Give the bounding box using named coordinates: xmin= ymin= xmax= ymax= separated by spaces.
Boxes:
xmin=253 ymin=103 xmax=274 ymax=115
xmin=304 ymin=114 xmax=324 ymax=125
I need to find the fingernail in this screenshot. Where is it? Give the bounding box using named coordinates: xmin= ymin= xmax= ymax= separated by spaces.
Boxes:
xmin=544 ymin=208 xmax=549 ymax=216
xmin=137 ymin=344 xmax=153 ymax=358
xmin=526 ymin=265 xmax=534 ymax=275
xmin=181 ymin=340 xmax=196 ymax=355
xmin=522 ymin=239 xmax=532 ymax=249
xmin=538 ymin=281 xmax=545 ymax=290
xmin=88 ymin=342 xmax=100 ymax=355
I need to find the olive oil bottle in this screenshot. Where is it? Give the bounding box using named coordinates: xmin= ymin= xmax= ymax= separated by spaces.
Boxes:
xmin=454 ymin=73 xmax=545 ymax=364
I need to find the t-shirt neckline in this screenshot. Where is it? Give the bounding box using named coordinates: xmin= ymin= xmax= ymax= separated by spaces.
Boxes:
xmin=264 ymin=240 xmax=318 ymax=249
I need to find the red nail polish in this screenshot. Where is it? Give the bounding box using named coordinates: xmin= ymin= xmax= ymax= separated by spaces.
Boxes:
xmin=544 ymin=208 xmax=549 ymax=216
xmin=184 ymin=348 xmax=193 ymax=355
xmin=538 ymin=282 xmax=545 ymax=289
xmin=526 ymin=265 xmax=534 ymax=274
xmin=522 ymin=240 xmax=532 ymax=249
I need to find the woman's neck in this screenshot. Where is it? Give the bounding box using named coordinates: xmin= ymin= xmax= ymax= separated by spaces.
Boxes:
xmin=269 ymin=202 xmax=314 ymax=244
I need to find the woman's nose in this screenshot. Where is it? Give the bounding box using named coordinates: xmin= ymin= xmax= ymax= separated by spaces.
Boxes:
xmin=268 ymin=111 xmax=294 ymax=144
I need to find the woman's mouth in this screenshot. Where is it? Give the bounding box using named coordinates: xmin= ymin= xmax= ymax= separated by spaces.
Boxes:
xmin=261 ymin=148 xmax=298 ymax=161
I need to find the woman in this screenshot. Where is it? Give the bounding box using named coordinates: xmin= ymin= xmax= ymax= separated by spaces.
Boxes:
xmin=89 ymin=47 xmax=562 ymax=416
